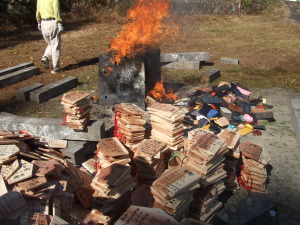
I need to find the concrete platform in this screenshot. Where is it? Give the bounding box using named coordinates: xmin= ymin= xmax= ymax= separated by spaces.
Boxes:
xmin=291 ymin=98 xmax=300 ymax=148
xmin=217 ymin=193 xmax=275 ymax=225
xmin=0 ymin=112 xmax=105 ymax=141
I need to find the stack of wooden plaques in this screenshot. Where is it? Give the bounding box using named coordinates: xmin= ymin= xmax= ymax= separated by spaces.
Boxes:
xmin=94 ymin=137 xmax=130 ymax=170
xmin=185 ymin=129 xmax=227 ymax=186
xmin=61 ymin=90 xmax=91 ymax=131
xmin=218 ymin=130 xmax=241 ymax=191
xmin=114 ymin=103 xmax=146 ymax=147
xmin=189 ymin=180 xmax=225 ymax=222
xmin=91 ymin=163 xmax=136 ymax=223
xmin=238 ymin=142 xmax=270 ymax=193
xmin=147 ymin=103 xmax=185 ymax=150
xmin=133 ymin=139 xmax=169 ymax=185
xmin=151 ymin=167 xmax=202 ymax=220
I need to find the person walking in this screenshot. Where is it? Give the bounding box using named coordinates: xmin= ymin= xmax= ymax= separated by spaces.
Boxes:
xmin=36 ymin=0 xmax=64 ymax=74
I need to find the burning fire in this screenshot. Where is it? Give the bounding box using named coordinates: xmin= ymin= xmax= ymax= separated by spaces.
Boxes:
xmin=109 ymin=0 xmax=178 ymax=64
xmin=148 ymin=81 xmax=178 ymax=103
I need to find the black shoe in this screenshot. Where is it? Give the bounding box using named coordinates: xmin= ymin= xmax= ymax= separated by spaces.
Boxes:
xmin=41 ymin=56 xmax=50 ymax=69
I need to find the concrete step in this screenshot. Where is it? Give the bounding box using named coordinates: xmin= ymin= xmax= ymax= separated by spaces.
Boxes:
xmin=0 ymin=66 xmax=39 ymax=88
xmin=30 ymin=76 xmax=78 ymax=103
xmin=16 ymin=83 xmax=44 ymax=102
xmin=0 ymin=62 xmax=34 ymax=77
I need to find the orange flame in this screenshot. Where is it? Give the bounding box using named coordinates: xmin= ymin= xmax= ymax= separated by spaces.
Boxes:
xmin=148 ymin=81 xmax=178 ymax=102
xmin=109 ymin=0 xmax=178 ymax=64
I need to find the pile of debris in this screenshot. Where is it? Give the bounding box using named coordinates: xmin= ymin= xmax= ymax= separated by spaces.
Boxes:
xmin=0 ymin=81 xmax=274 ymax=224
xmin=0 ymin=131 xmax=101 ymax=224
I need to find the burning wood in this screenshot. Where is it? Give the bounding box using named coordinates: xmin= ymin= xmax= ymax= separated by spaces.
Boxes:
xmin=148 ymin=81 xmax=178 ymax=103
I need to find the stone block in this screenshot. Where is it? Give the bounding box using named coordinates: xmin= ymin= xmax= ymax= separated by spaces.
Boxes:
xmin=160 ymin=52 xmax=211 ymax=63
xmin=291 ymin=98 xmax=300 ymax=148
xmin=0 ymin=62 xmax=34 ymax=77
xmin=0 ymin=112 xmax=105 ymax=141
xmin=201 ymin=68 xmax=221 ymax=83
xmin=0 ymin=66 xmax=39 ymax=88
xmin=217 ymin=193 xmax=275 ymax=225
xmin=221 ymin=57 xmax=239 ymax=65
xmin=162 ymin=61 xmax=200 ymax=70
xmin=16 ymin=83 xmax=44 ymax=102
xmin=60 ymin=141 xmax=97 ymax=165
xmin=30 ymin=76 xmax=78 ymax=103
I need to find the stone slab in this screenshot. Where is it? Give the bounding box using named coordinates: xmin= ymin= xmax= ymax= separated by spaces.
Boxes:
xmin=201 ymin=68 xmax=221 ymax=83
xmin=60 ymin=141 xmax=97 ymax=165
xmin=162 ymin=61 xmax=200 ymax=70
xmin=0 ymin=112 xmax=105 ymax=141
xmin=0 ymin=62 xmax=34 ymax=77
xmin=30 ymin=76 xmax=78 ymax=103
xmin=16 ymin=83 xmax=44 ymax=102
xmin=217 ymin=193 xmax=275 ymax=225
xmin=0 ymin=66 xmax=39 ymax=88
xmin=160 ymin=52 xmax=211 ymax=63
xmin=291 ymin=98 xmax=300 ymax=148
xmin=221 ymin=57 xmax=240 ymax=65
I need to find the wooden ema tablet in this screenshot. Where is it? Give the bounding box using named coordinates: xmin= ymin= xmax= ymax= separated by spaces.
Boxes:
xmin=52 ymin=197 xmax=70 ymax=222
xmin=17 ymin=176 xmax=47 ymax=191
xmin=192 ymin=133 xmax=225 ymax=156
xmin=0 ymin=175 xmax=8 ymax=196
xmin=94 ymin=163 xmax=131 ymax=188
xmin=115 ymin=205 xmax=181 ymax=225
xmin=38 ymin=136 xmax=68 ymax=149
xmin=0 ymin=144 xmax=20 ymax=159
xmin=0 ymin=159 xmax=19 ymax=180
xmin=218 ymin=130 xmax=241 ymax=150
xmin=134 ymin=139 xmax=167 ymax=160
xmin=32 ymin=160 xmax=56 ymax=177
xmin=239 ymin=142 xmax=263 ymax=161
xmin=75 ymin=186 xmax=94 ymax=209
xmin=147 ymin=103 xmax=180 ymax=116
xmin=20 ymin=183 xmax=56 ymax=201
xmin=120 ymin=103 xmax=146 ymax=115
xmin=82 ymin=158 xmax=96 ymax=174
xmin=97 ymin=137 xmax=129 ymax=157
xmin=154 ymin=167 xmax=202 ymax=198
xmin=50 ymin=215 xmax=70 ymax=225
xmin=26 ymin=198 xmax=49 ymax=215
xmin=61 ymin=90 xmax=89 ymax=105
xmin=7 ymin=159 xmax=33 ymax=185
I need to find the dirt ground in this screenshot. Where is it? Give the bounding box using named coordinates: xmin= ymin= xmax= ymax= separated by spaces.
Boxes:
xmin=0 ymin=1 xmax=300 ymax=224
